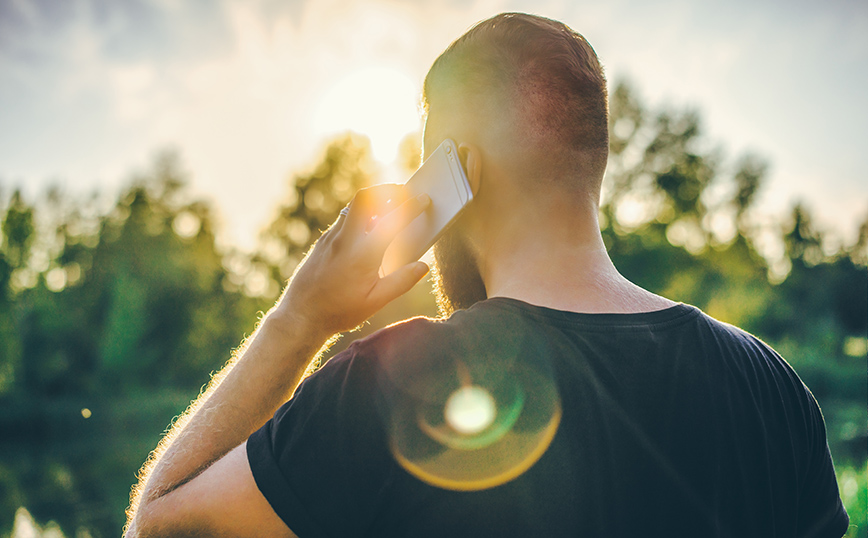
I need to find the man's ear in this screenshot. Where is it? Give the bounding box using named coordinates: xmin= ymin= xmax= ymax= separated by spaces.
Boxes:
xmin=458 ymin=143 xmax=482 ymax=197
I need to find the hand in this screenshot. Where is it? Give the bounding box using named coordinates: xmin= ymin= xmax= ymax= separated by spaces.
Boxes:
xmin=271 ymin=184 xmax=431 ymax=338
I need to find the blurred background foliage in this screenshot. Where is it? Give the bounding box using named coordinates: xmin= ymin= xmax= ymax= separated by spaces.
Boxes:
xmin=0 ymin=82 xmax=865 ymax=537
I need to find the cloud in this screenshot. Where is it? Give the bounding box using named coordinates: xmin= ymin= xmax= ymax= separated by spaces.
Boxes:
xmin=0 ymin=0 xmax=865 ymax=249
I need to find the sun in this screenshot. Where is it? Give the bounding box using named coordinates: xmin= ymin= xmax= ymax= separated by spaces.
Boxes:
xmin=313 ymin=66 xmax=421 ymax=163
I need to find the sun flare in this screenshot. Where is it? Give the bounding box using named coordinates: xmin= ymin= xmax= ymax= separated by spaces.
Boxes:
xmin=313 ymin=66 xmax=421 ymax=163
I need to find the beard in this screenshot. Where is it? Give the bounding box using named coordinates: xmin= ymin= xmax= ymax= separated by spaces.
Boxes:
xmin=432 ymin=224 xmax=488 ymax=317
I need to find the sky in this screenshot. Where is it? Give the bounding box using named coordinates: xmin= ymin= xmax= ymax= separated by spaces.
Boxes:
xmin=1 ymin=0 xmax=866 ymax=251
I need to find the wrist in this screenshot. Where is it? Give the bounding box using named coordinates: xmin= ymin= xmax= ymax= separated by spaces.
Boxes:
xmin=262 ymin=305 xmax=335 ymax=349
xmin=236 ymin=312 xmax=335 ymax=393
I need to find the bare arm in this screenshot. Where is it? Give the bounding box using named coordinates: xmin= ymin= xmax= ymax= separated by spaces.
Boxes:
xmin=124 ymin=185 xmax=430 ymax=537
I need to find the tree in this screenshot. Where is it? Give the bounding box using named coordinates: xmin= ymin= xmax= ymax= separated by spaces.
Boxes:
xmin=0 ymin=86 xmax=864 ymax=537
xmin=0 ymin=152 xmax=265 ymax=537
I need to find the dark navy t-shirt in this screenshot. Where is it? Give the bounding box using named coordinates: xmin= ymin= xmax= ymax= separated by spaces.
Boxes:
xmin=247 ymin=298 xmax=849 ymax=537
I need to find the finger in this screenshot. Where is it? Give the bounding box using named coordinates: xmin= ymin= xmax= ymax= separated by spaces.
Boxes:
xmin=327 ymin=204 xmax=351 ymax=235
xmin=345 ymin=184 xmax=408 ymax=234
xmin=367 ymin=262 xmax=429 ymax=309
xmin=366 ymin=193 xmax=431 ymax=253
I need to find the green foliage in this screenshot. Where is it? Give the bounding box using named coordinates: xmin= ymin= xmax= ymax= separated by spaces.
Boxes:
xmin=1 ymin=191 xmax=35 ymax=268
xmin=0 ymin=151 xmax=266 ymax=536
xmin=840 ymin=462 xmax=868 ymax=538
xmin=0 ymin=86 xmax=865 ymax=536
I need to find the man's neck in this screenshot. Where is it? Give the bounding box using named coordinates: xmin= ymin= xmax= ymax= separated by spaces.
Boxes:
xmin=478 ymin=213 xmax=675 ymax=315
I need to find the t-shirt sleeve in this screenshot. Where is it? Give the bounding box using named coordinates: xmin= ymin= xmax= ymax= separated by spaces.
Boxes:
xmin=794 ymin=384 xmax=850 ymax=538
xmin=246 ymin=344 xmax=397 ymax=538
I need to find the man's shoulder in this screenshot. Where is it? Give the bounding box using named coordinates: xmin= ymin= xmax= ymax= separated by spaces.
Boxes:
xmin=333 ymin=302 xmax=531 ymax=388
xmin=348 ymin=307 xmax=482 ymax=362
xmin=685 ymin=308 xmax=817 ymax=406
xmin=692 ymin=309 xmax=763 ymax=347
xmin=692 ymin=309 xmax=790 ymax=365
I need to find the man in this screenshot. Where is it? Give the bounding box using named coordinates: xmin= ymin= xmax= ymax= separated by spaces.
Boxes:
xmin=124 ymin=13 xmax=849 ymax=537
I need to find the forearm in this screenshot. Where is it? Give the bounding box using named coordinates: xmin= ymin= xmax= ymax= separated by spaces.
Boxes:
xmin=123 ymin=186 xmax=429 ymax=536
xmin=125 ymin=311 xmax=333 ymax=534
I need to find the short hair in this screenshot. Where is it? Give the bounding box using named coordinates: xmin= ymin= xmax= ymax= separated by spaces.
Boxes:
xmin=423 ymin=13 xmax=608 ymax=193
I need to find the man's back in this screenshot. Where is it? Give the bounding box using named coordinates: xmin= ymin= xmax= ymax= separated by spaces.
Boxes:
xmin=248 ymin=298 xmax=849 ymax=537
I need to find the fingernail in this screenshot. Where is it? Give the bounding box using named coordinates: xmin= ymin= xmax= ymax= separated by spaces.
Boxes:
xmin=416 ymin=193 xmax=431 ymax=205
xmin=415 ymin=262 xmax=430 ymax=277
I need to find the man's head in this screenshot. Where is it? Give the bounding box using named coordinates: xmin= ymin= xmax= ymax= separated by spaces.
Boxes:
xmin=424 ymin=13 xmax=609 ymax=314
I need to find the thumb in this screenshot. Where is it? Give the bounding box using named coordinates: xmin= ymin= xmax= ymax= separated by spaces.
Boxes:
xmin=369 ymin=262 xmax=429 ymax=310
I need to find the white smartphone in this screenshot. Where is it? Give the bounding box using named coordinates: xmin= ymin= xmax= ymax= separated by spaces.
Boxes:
xmin=379 ymin=139 xmax=474 ymax=277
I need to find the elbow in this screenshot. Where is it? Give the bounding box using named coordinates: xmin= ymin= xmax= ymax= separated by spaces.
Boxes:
xmin=123 ymin=516 xmax=143 ymax=538
xmin=125 ymin=513 xmax=153 ymax=538
xmin=125 ymin=498 xmax=207 ymax=538
xmin=125 ymin=505 xmax=166 ymax=538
